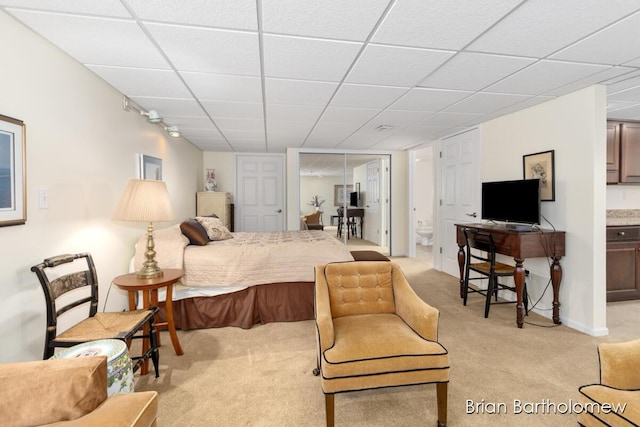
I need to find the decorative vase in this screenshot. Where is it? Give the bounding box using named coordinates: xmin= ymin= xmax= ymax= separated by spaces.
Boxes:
xmin=205 ymin=169 xmax=217 ymax=191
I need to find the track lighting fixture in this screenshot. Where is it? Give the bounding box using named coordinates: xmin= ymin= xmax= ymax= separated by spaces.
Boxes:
xmin=165 ymin=126 xmax=181 ymax=138
xmin=123 ymin=96 xmax=182 ymax=139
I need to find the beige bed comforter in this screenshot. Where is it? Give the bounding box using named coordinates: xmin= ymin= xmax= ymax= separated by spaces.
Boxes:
xmin=134 ymin=225 xmax=353 ymax=287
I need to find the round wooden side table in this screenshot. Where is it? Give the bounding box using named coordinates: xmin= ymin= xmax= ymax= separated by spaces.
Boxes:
xmin=113 ymin=268 xmax=185 ymax=374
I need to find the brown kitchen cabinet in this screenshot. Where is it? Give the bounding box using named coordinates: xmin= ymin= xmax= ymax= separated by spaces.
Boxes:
xmin=608 ymin=120 xmax=640 ymax=184
xmin=606 ymin=226 xmax=640 ymax=302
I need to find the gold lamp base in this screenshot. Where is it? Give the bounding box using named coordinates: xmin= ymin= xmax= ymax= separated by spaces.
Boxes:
xmin=137 ymin=221 xmax=164 ymax=279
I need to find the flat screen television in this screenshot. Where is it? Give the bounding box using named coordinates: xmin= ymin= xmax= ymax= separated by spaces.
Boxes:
xmin=349 ymin=191 xmax=358 ymax=207
xmin=481 ymin=179 xmax=541 ymax=227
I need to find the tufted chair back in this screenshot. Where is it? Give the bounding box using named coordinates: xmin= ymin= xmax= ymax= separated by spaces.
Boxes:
xmin=323 ymin=261 xmax=395 ymax=318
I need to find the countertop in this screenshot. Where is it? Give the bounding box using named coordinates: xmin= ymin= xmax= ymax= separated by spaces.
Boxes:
xmin=607 ymin=209 xmax=640 ymax=226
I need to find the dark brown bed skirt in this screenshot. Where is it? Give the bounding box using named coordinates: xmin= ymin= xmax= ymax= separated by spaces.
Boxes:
xmin=156 ymin=281 xmax=315 ymax=330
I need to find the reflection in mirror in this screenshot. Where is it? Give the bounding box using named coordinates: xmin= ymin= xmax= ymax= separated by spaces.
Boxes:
xmin=299 ymin=153 xmax=391 ymax=255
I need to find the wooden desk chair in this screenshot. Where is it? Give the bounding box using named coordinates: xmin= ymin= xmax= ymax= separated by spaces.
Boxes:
xmin=31 ymin=253 xmax=160 ymax=376
xmin=463 ymin=228 xmax=528 ymax=318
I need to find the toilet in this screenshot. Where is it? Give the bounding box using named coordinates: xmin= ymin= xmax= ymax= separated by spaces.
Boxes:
xmin=416 ymin=220 xmax=433 ymax=246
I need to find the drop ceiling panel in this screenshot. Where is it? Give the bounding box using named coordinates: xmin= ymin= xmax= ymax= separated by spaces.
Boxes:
xmin=418 ymin=112 xmax=483 ymax=127
xmin=543 ymin=66 xmax=637 ymax=97
xmin=364 ymin=110 xmax=434 ymax=130
xmin=214 ymin=118 xmax=265 ymax=132
xmin=390 ymin=88 xmax=472 ymax=112
xmin=9 ymin=11 xmax=169 ymax=68
xmin=261 ymin=0 xmax=390 ymax=41
xmin=145 ymin=23 xmax=260 ymax=75
xmin=468 ymin=0 xmax=640 ymax=58
xmin=321 ymin=107 xmax=381 ymax=124
xmin=266 ymin=104 xmax=325 ymax=122
xmin=127 ymin=0 xmax=257 ymax=30
xmin=179 ymin=128 xmax=224 ymax=139
xmin=265 ymin=79 xmax=338 ymax=106
xmin=607 ymin=85 xmax=640 ymax=102
xmin=419 ymin=52 xmax=536 ymax=91
xmin=3 ymin=0 xmax=130 ymax=17
xmin=372 ymin=0 xmax=521 ymax=50
xmin=161 ymin=116 xmax=220 ymax=131
xmin=87 ymin=65 xmax=191 ymax=98
xmin=446 ymin=92 xmax=532 ymax=114
xmin=346 ymin=45 xmax=454 ymax=87
xmin=180 ymin=71 xmax=262 ymax=103
xmin=486 ymin=60 xmax=610 ymax=95
xmin=263 ymin=34 xmax=362 ymax=81
xmin=201 ymin=100 xmax=264 ymax=119
xmin=551 ymin=11 xmax=640 ymax=65
xmin=331 ymin=84 xmax=408 ymax=109
xmin=608 ymin=104 xmax=640 ymax=120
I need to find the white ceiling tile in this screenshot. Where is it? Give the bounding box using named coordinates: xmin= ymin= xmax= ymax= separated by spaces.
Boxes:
xmin=365 ymin=110 xmax=433 ymax=130
xmin=185 ymin=139 xmax=231 ymax=151
xmin=87 ymin=65 xmax=191 ymax=98
xmin=305 ymin=121 xmax=362 ymax=145
xmin=486 ymin=60 xmax=610 ymax=95
xmin=181 ymin=71 xmax=262 ymax=102
xmin=2 ymin=0 xmax=131 ymax=17
xmin=603 ymin=73 xmax=640 ymax=94
xmin=8 ymin=10 xmax=169 ymax=68
xmin=607 ymin=85 xmax=640 ymax=102
xmin=265 ymin=79 xmax=338 ymax=106
xmin=372 ymin=0 xmax=521 ymax=50
xmin=224 ymin=129 xmax=265 ymax=140
xmin=551 ymin=10 xmax=640 ymax=65
xmin=263 ymin=34 xmax=362 ymax=81
xmin=606 ymin=103 xmax=640 ymax=120
xmin=446 ymin=92 xmax=532 ymax=114
xmin=544 ymin=66 xmax=637 ymax=97
xmin=490 ymin=96 xmax=555 ymax=117
xmin=262 ymin=0 xmax=389 ymax=41
xmin=229 ymin=141 xmax=268 ymax=152
xmin=321 ymin=107 xmax=380 ymax=124
xmin=161 ymin=116 xmax=218 ymax=130
xmin=266 ymin=104 xmax=324 ymax=122
xmin=146 ymin=23 xmax=260 ymax=75
xmin=214 ymin=118 xmax=264 ymax=132
xmin=419 ymin=52 xmax=536 ymax=91
xmin=127 ymin=0 xmax=257 ymax=30
xmin=201 ymin=101 xmax=264 ymax=119
xmin=390 ymin=88 xmax=472 ymax=112
xmin=606 ymin=100 xmax=639 ymax=112
xmin=346 ymin=44 xmax=454 ymax=87
xmin=130 ymin=96 xmax=205 ymax=116
xmin=331 ymin=84 xmax=408 ymax=109
xmin=418 ymin=112 xmax=482 ymax=127
xmin=180 ymin=128 xmax=224 ymax=139
xmin=624 ymin=57 xmax=640 ymax=67
xmin=266 ymin=120 xmax=315 ymax=135
xmin=469 ymin=0 xmax=640 ymax=57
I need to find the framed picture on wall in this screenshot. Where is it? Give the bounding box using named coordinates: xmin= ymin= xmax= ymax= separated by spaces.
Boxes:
xmin=334 ymin=184 xmax=353 ymax=206
xmin=523 ymin=150 xmax=555 ymax=201
xmin=0 ymin=114 xmax=26 ymax=227
xmin=139 ymin=154 xmax=162 ymax=180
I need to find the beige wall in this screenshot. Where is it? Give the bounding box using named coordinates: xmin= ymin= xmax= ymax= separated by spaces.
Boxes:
xmin=0 ymin=11 xmax=202 ymax=362
xmin=481 ymin=85 xmax=608 ymax=335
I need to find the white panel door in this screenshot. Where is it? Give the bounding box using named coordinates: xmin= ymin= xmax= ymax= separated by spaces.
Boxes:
xmin=236 ymin=154 xmax=284 ymax=232
xmin=364 ymin=159 xmax=381 ymax=244
xmin=439 ymin=128 xmax=481 ymax=277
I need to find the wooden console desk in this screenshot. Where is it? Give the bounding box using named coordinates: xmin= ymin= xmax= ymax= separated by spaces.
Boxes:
xmin=455 ymin=223 xmax=566 ymax=328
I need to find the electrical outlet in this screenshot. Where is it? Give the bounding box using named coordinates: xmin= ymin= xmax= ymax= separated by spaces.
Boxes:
xmin=38 ymin=188 xmax=48 ymax=209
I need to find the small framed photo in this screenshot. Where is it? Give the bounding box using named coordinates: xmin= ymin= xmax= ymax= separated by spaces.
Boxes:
xmin=0 ymin=115 xmax=27 ymax=227
xmin=334 ymin=184 xmax=353 ymax=206
xmin=139 ymin=154 xmax=162 ymax=180
xmin=523 ymin=150 xmax=555 ymax=201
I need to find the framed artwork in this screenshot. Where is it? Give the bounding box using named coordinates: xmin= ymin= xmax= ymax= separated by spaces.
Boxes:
xmin=0 ymin=115 xmax=26 ymax=227
xmin=139 ymin=154 xmax=162 ymax=180
xmin=523 ymin=150 xmax=555 ymax=201
xmin=334 ymin=184 xmax=353 ymax=206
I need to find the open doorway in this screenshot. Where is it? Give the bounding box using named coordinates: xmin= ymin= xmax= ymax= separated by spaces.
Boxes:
xmin=411 ymin=143 xmax=435 ymax=268
xmin=299 ymin=152 xmax=391 ymax=255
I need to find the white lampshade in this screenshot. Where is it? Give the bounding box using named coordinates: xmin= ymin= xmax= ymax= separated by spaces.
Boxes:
xmin=112 ymin=179 xmax=174 ymax=223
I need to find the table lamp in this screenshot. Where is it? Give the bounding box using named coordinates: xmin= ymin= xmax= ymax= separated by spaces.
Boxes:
xmin=112 ymin=179 xmax=175 ymax=279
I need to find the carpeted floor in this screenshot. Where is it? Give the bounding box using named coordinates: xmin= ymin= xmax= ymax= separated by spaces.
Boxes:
xmin=135 ymin=257 xmax=638 ymax=426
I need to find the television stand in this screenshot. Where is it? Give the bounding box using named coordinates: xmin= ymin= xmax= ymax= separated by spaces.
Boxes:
xmin=505 ymin=223 xmax=536 ymax=232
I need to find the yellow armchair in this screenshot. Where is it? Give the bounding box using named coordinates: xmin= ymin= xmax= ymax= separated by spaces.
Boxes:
xmin=578 ymin=339 xmax=640 ymax=426
xmin=315 ymin=261 xmax=450 ymax=427
xmin=0 ymin=356 xmax=157 ymax=427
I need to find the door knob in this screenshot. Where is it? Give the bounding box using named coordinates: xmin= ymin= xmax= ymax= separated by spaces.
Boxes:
xmin=275 ymin=209 xmax=282 ymax=213
xmin=466 ymin=212 xmax=477 ymax=218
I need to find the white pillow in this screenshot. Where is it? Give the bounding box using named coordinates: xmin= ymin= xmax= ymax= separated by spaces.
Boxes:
xmin=195 ymin=216 xmax=233 ymax=241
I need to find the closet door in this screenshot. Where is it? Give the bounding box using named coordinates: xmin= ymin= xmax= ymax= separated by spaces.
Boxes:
xmin=236 ymin=154 xmax=284 ymax=232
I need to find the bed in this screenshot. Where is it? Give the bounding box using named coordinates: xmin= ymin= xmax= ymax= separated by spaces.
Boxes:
xmin=131 ymin=222 xmax=354 ymax=329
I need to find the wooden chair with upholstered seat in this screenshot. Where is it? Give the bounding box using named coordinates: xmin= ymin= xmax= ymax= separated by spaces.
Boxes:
xmin=314 ymin=261 xmax=450 ymax=427
xmin=463 ymin=228 xmax=528 ymax=318
xmin=302 ymin=210 xmax=324 ymax=230
xmin=30 ymin=252 xmax=160 ymax=376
